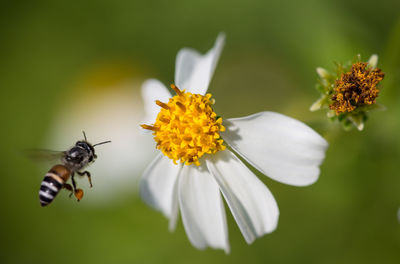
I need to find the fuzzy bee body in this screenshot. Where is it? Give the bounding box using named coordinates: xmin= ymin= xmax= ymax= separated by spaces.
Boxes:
xmin=36 ymin=132 xmax=111 ymax=207
xmin=39 ymin=165 xmax=71 ymax=207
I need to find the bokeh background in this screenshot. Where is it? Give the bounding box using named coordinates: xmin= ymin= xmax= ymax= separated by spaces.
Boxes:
xmin=1 ymin=0 xmax=400 ymax=263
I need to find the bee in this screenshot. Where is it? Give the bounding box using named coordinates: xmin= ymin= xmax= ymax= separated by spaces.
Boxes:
xmin=38 ymin=132 xmax=111 ymax=207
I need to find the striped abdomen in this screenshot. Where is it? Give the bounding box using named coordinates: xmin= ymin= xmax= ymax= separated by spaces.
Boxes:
xmin=39 ymin=164 xmax=71 ymax=207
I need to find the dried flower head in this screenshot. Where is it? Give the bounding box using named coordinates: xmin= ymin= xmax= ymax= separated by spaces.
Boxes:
xmin=310 ymin=55 xmax=385 ymax=131
xmin=330 ymin=62 xmax=384 ymax=114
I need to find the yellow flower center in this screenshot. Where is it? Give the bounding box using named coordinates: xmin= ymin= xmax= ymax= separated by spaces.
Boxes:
xmin=141 ymin=84 xmax=226 ymax=166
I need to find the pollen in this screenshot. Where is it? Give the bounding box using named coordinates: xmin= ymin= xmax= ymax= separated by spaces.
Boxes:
xmin=141 ymin=84 xmax=226 ymax=166
xmin=330 ymin=62 xmax=384 ymax=114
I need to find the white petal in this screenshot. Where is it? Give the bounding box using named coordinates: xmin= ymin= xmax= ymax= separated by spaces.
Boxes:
xmin=309 ymin=95 xmax=326 ymax=112
xmin=175 ymin=33 xmax=225 ymax=95
xmin=316 ymin=67 xmax=329 ymax=79
xmin=368 ymin=54 xmax=378 ymax=69
xmin=223 ymin=112 xmax=328 ymax=186
xmin=168 ymin=188 xmax=180 ymax=232
xmin=141 ymin=79 xmax=171 ymax=125
xmin=348 ymin=115 xmax=364 ymax=131
xmin=140 ymin=153 xmax=180 ymax=227
xmin=178 ymin=164 xmax=229 ymax=253
xmin=206 ymin=150 xmax=279 ymax=244
xmin=316 ymin=67 xmax=330 ymax=86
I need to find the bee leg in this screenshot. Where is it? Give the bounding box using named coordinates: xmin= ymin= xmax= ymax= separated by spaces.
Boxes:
xmin=71 ymin=173 xmax=84 ymax=202
xmin=77 ymin=171 xmax=92 ymax=188
xmin=63 ymin=183 xmax=74 ymax=198
xmin=71 ymin=173 xmax=77 ymax=191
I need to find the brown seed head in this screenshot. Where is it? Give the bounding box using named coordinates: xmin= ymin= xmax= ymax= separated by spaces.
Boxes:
xmin=330 ymin=62 xmax=384 ymax=114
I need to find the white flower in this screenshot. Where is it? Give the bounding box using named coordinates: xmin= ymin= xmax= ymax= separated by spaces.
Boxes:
xmin=140 ymin=33 xmax=328 ymax=253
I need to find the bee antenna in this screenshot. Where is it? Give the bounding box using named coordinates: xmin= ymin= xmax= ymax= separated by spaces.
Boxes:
xmin=93 ymin=140 xmax=112 ymax=147
xmin=82 ymin=131 xmax=88 ymax=141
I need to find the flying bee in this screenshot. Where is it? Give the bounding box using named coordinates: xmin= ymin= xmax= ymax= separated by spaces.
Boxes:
xmin=37 ymin=131 xmax=111 ymax=207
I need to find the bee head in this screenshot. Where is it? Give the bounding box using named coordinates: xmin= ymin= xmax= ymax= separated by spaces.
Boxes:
xmin=78 ymin=131 xmax=111 ymax=162
xmin=75 ymin=141 xmax=96 ymax=162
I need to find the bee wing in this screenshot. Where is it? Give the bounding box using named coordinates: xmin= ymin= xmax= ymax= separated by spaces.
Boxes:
xmin=23 ymin=149 xmax=65 ymax=163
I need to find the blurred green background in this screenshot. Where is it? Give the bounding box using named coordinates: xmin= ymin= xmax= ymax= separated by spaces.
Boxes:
xmin=1 ymin=0 xmax=400 ymax=263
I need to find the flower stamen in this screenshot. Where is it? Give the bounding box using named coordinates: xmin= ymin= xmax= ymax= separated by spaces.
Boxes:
xmin=170 ymin=83 xmax=183 ymax=96
xmin=176 ymin=101 xmax=186 ymax=112
xmin=141 ymin=124 xmax=158 ymax=131
xmin=159 ymin=117 xmax=170 ymax=123
xmin=156 ymin=100 xmax=169 ymax=110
